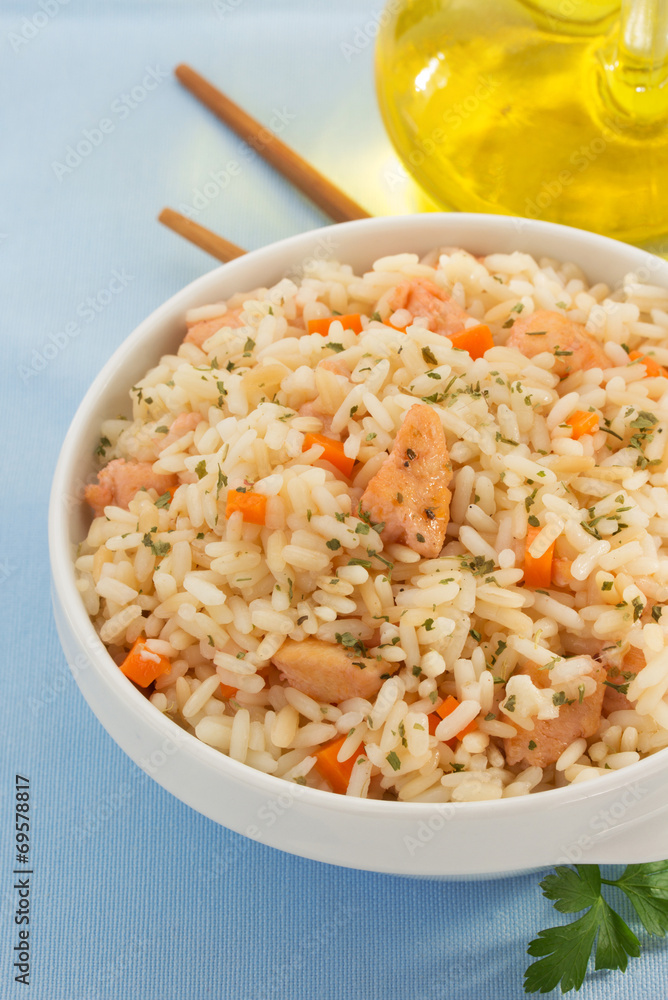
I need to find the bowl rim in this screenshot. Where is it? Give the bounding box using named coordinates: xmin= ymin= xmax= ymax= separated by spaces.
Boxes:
xmin=49 ymin=210 xmax=668 ymax=820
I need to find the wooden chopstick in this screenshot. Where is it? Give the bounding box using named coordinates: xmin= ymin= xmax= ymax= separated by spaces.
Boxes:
xmin=158 ymin=208 xmax=246 ymax=262
xmin=174 ymin=63 xmax=371 ymax=224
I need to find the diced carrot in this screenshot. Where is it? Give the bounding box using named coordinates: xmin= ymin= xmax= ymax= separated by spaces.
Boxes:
xmin=629 ymin=351 xmax=668 ymax=378
xmin=314 ymin=735 xmax=360 ymax=794
xmin=120 ymin=636 xmax=171 ymax=688
xmin=446 ymin=324 xmax=494 ymax=360
xmin=225 ymin=489 xmax=267 ymax=525
xmin=307 ymin=314 xmax=363 ymax=336
xmin=302 ymin=432 xmax=355 ymax=477
xmin=565 ymin=409 xmax=599 ymax=439
xmin=435 ymin=694 xmax=478 ymax=740
xmin=524 ymin=524 xmax=555 ymax=589
xmin=219 ymin=682 xmax=238 ymax=699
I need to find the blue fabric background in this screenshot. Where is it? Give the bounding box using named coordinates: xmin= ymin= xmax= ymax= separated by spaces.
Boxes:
xmin=1 ymin=1 xmax=666 ymax=997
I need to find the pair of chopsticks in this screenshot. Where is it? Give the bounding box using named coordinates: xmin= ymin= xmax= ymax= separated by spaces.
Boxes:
xmin=159 ymin=64 xmax=370 ymax=263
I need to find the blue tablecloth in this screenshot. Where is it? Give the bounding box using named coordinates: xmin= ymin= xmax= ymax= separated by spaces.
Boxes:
xmin=1 ymin=2 xmax=666 ymax=997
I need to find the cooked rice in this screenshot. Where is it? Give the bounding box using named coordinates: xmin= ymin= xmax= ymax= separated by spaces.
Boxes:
xmin=75 ymin=246 xmax=668 ymax=800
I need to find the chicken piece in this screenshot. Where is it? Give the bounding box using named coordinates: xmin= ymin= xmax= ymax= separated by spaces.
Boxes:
xmin=506 ymin=309 xmax=608 ymax=378
xmin=184 ymin=308 xmax=245 ymax=347
xmin=503 ymin=658 xmax=606 ymax=768
xmin=272 ymin=638 xmax=394 ymax=703
xmin=84 ymin=459 xmax=178 ymax=517
xmin=602 ymin=645 xmax=644 ymax=714
xmin=386 ymin=278 xmax=471 ymax=336
xmin=360 ymin=404 xmax=452 ymax=558
xmin=156 ymin=412 xmax=203 ymax=454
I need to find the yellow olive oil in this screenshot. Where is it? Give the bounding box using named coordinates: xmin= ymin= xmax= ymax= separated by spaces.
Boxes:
xmin=375 ymin=0 xmax=668 ymax=245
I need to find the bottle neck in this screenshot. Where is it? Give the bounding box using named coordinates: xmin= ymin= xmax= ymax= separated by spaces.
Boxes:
xmin=602 ymin=0 xmax=668 ymax=123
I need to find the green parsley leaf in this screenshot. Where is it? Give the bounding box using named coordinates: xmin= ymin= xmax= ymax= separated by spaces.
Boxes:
xmin=195 ymin=460 xmax=207 ymax=480
xmin=326 ymin=538 xmax=341 ymax=550
xmin=386 ymin=751 xmax=401 ymax=772
xmin=421 ymin=346 xmax=438 ymax=366
xmin=154 ymin=491 xmax=172 ymax=509
xmin=523 ymin=863 xmax=666 ymax=995
xmin=611 ymin=862 xmax=668 ymax=937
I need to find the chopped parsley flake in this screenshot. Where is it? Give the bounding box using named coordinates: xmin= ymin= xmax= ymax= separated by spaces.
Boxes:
xmin=141 ymin=534 xmax=171 ymax=557
xmin=335 ymin=632 xmax=367 ymax=657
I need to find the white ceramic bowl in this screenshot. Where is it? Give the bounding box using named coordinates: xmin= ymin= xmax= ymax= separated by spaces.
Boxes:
xmin=49 ymin=214 xmax=668 ymax=877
